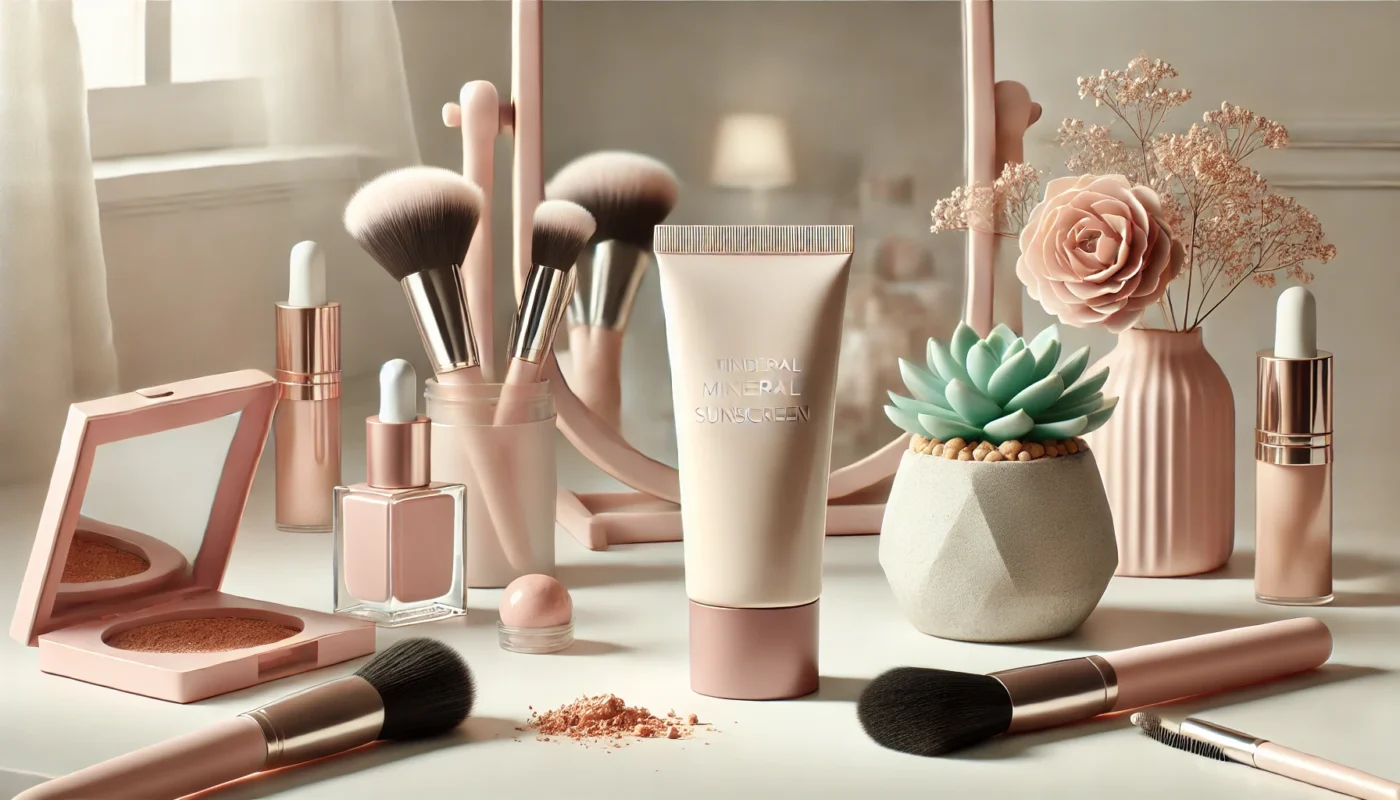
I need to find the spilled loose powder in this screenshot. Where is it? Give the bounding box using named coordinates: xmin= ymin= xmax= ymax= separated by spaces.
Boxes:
xmin=106 ymin=618 xmax=299 ymax=653
xmin=523 ymin=694 xmax=708 ymax=746
xmin=61 ymin=538 xmax=150 ymax=583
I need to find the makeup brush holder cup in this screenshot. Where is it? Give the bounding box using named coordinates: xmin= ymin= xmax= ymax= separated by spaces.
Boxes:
xmin=425 ymin=380 xmax=557 ymax=588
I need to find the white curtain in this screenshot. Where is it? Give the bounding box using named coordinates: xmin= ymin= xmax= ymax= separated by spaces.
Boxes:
xmin=0 ymin=1 xmax=119 ymax=485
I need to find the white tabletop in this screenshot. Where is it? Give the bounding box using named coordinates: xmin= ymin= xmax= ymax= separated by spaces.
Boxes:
xmin=1 ymin=387 xmax=1397 ymax=799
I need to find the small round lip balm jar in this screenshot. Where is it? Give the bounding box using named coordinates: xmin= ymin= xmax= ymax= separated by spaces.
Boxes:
xmin=498 ymin=574 xmax=574 ymax=654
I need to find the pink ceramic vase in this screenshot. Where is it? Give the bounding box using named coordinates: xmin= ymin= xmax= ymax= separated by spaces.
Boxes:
xmin=1084 ymin=328 xmax=1234 ymax=576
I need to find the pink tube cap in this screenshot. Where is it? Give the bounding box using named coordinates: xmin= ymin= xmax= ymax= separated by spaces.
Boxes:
xmin=688 ymin=599 xmax=819 ymax=700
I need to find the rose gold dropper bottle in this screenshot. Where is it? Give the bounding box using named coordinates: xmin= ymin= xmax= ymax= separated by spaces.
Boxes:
xmin=1255 ymin=286 xmax=1334 ymax=606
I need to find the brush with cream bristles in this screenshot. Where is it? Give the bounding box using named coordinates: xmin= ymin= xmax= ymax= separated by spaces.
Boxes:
xmin=545 ymin=151 xmax=679 ymax=430
xmin=344 ymin=166 xmax=485 ymax=386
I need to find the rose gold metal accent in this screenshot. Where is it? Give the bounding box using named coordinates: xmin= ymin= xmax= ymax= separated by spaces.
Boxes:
xmin=244 ymin=676 xmax=385 ymax=769
xmin=588 ymin=241 xmax=648 ymax=331
xmin=688 ymin=599 xmax=819 ymax=700
xmin=400 ymin=266 xmax=480 ymax=379
xmin=1179 ymin=717 xmax=1264 ymax=765
xmin=509 ymin=264 xmax=574 ymax=364
xmin=991 ymin=655 xmax=1117 ymax=733
xmin=1256 ymin=350 xmax=1333 ymax=465
xmin=365 ymin=416 xmax=430 ymax=489
xmin=274 ymin=304 xmax=342 ymax=532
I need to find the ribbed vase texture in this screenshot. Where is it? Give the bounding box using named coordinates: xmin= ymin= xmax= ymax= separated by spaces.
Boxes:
xmin=1084 ymin=328 xmax=1234 ymax=576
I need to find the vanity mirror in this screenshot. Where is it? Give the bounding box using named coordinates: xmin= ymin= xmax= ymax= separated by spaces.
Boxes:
xmin=10 ymin=370 xmax=374 ymax=703
xmin=446 ymin=0 xmax=1034 ymax=548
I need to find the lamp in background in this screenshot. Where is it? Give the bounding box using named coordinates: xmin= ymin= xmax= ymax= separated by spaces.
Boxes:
xmin=710 ymin=112 xmax=795 ymax=220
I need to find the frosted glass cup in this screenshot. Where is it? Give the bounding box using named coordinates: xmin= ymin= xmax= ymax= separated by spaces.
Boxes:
xmin=425 ymin=379 xmax=557 ymax=588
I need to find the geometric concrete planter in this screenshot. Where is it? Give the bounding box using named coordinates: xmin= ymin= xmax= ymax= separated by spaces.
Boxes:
xmin=879 ymin=449 xmax=1118 ymax=643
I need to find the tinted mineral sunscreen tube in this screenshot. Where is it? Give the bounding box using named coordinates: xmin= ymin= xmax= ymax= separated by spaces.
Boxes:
xmin=654 ymin=225 xmax=853 ymax=700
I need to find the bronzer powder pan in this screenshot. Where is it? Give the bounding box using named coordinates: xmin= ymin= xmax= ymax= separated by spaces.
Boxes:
xmin=9 ymin=370 xmax=375 ymax=703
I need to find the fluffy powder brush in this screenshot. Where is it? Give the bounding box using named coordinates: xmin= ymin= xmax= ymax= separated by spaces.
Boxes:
xmin=345 ymin=166 xmax=486 ymax=384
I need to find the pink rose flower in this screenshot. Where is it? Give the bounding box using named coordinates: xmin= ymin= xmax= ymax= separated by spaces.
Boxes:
xmin=1016 ymin=174 xmax=1185 ymax=333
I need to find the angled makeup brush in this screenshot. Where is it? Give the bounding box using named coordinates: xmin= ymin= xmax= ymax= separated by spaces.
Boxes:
xmin=17 ymin=639 xmax=474 ymax=800
xmin=857 ymin=618 xmax=1331 ymax=757
xmin=1131 ymin=712 xmax=1400 ymax=800
xmin=545 ymin=151 xmax=679 ymax=429
xmin=344 ymin=166 xmax=485 ymax=385
xmin=442 ymin=81 xmax=504 ymax=382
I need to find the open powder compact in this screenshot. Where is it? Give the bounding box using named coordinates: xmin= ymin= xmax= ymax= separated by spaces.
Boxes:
xmin=9 ymin=370 xmax=375 ymax=703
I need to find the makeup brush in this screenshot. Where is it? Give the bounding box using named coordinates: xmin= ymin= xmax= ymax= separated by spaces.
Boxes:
xmin=1131 ymin=712 xmax=1400 ymax=800
xmin=545 ymin=151 xmax=679 ymax=429
xmin=16 ymin=638 xmax=474 ymax=800
xmin=443 ymin=81 xmax=504 ymax=382
xmin=857 ymin=618 xmax=1332 ymax=757
xmin=344 ymin=166 xmax=485 ymax=385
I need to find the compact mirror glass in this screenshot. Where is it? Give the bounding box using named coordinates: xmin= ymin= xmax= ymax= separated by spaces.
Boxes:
xmin=543 ymin=0 xmax=967 ymax=471
xmin=56 ymin=411 xmax=242 ymax=606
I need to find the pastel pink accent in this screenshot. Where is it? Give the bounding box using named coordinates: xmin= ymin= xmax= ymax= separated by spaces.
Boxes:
xmin=962 ymin=0 xmax=996 ymax=337
xmin=555 ymin=489 xmax=886 ymax=550
xmin=1104 ymin=618 xmax=1331 ymax=711
xmin=572 ymin=326 xmax=624 ymax=430
xmin=1255 ymin=741 xmax=1400 ymax=800
xmin=458 ymin=80 xmax=502 ymax=383
xmin=499 ymin=574 xmax=572 ymax=628
xmin=1085 ymin=328 xmax=1235 ymax=576
xmin=507 ymin=0 xmax=907 ymax=512
xmin=1255 ymin=462 xmax=1333 ymax=602
xmin=689 ymin=600 xmax=819 ymax=700
xmin=341 ymin=487 xmax=457 ymax=604
xmin=8 ymin=370 xmax=375 ymax=702
xmin=14 ymin=715 xmax=268 ymax=800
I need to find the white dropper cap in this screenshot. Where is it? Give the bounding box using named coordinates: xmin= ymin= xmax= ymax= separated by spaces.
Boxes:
xmin=1274 ymin=286 xmax=1318 ymax=359
xmin=379 ymin=359 xmax=417 ymax=424
xmin=288 ymin=240 xmax=327 ymax=307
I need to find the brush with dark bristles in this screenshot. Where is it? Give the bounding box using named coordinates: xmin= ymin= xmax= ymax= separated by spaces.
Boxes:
xmin=544 ymin=151 xmax=678 ymax=429
xmin=17 ymin=639 xmax=475 ymax=800
xmin=344 ymin=166 xmax=486 ymax=384
xmin=856 ymin=619 xmax=1333 ymax=758
xmin=1131 ymin=712 xmax=1400 ymax=799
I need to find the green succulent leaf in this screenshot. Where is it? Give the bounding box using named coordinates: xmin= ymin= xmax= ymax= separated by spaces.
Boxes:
xmin=1031 ymin=416 xmax=1089 ymax=439
xmin=965 ymin=342 xmax=1000 ymax=394
xmin=1038 ymin=393 xmax=1104 ymax=423
xmin=1004 ymin=339 xmax=1027 ymax=361
xmin=948 ymin=323 xmax=979 ymax=368
xmin=898 ymin=359 xmax=949 ymax=407
xmin=888 ymin=392 xmax=963 ymax=421
xmin=885 ymin=405 xmax=931 ymax=438
xmin=1080 ymin=397 xmax=1119 ymax=435
xmin=928 ymin=339 xmax=973 ymax=386
xmin=986 ymin=348 xmax=1036 ymax=406
xmin=1058 ymin=346 xmax=1091 ymax=388
xmin=986 ymin=324 xmax=1017 ymax=358
xmin=1004 ymin=372 xmax=1064 ymax=415
xmin=1030 ymin=337 xmax=1061 ymax=383
xmin=919 ymin=415 xmax=985 ymax=443
xmin=1057 ymin=367 xmax=1110 ymax=409
xmin=945 ymin=379 xmax=1003 ymax=427
xmin=983 ymin=409 xmax=1035 ymax=443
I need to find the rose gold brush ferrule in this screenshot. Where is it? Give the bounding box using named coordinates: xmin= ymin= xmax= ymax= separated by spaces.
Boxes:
xmin=1255 ymin=350 xmax=1334 ymax=605
xmin=1178 ymin=717 xmax=1266 ymax=765
xmin=365 ymin=415 xmax=431 ymax=490
xmin=510 ymin=264 xmax=576 ymax=364
xmin=588 ymin=240 xmax=649 ymax=331
xmin=400 ymin=265 xmax=481 ymax=379
xmin=241 ymin=676 xmax=384 ymax=769
xmin=274 ymin=303 xmax=342 ymax=532
xmin=991 ymin=655 xmax=1119 ymax=733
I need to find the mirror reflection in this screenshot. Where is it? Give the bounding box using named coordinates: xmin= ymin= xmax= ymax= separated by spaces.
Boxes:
xmin=57 ymin=412 xmax=242 ymax=602
xmin=543 ymin=0 xmax=966 ymax=470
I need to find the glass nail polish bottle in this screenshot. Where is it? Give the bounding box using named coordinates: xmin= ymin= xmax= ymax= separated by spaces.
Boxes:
xmin=334 ymin=360 xmax=466 ymax=626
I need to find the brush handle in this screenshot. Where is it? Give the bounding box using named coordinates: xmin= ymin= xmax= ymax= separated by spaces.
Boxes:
xmin=1255 ymin=742 xmax=1400 ymax=800
xmin=1106 ymin=618 xmax=1332 ymax=711
xmin=573 ymin=326 xmax=624 ymax=431
xmin=15 ymin=716 xmax=267 ymax=800
xmin=458 ymin=81 xmax=500 ymax=383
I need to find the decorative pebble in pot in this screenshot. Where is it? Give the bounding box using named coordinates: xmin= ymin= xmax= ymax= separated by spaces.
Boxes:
xmin=879 ymin=322 xmax=1119 ymax=642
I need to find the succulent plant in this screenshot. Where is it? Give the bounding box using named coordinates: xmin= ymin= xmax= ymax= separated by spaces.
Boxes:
xmin=885 ymin=323 xmax=1118 ymax=445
